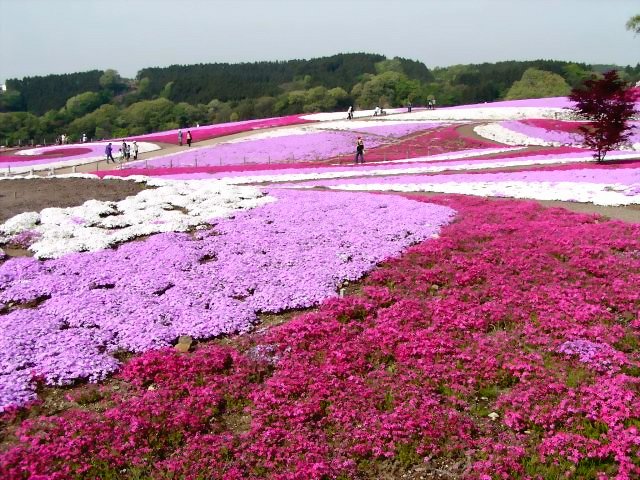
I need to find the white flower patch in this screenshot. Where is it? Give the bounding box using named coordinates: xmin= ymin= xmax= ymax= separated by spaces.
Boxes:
xmin=474 ymin=123 xmax=559 ymax=146
xmin=0 ymin=212 xmax=41 ymax=236
xmin=390 ymin=106 xmax=571 ymax=121
xmin=313 ymin=181 xmax=640 ymax=207
xmin=0 ymin=180 xmax=275 ymax=259
xmin=301 ymin=108 xmax=407 ymax=121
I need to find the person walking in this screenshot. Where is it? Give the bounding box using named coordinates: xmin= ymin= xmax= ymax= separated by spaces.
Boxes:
xmin=354 ymin=136 xmax=365 ymax=164
xmin=178 ymin=129 xmax=183 ymax=146
xmin=105 ymin=142 xmax=114 ymax=163
xmin=186 ymin=130 xmax=192 ymax=147
xmin=125 ymin=142 xmax=131 ymax=161
xmin=347 ymin=105 xmax=353 ymax=120
xmin=132 ymin=141 xmax=139 ymax=160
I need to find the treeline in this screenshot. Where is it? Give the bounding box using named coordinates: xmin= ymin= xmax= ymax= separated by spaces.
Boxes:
xmin=1 ymin=53 xmax=639 ymax=146
xmin=138 ymin=53 xmax=391 ymax=103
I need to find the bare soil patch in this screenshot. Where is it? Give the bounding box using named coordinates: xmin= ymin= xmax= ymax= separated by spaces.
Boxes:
xmin=0 ymin=178 xmax=149 ymax=224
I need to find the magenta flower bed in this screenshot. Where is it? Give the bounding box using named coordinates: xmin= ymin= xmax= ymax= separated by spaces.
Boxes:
xmin=0 ymin=190 xmax=454 ymax=411
xmin=499 ymin=120 xmax=582 ymax=145
xmin=521 ymin=119 xmax=585 ymax=134
xmin=1 ymin=195 xmax=638 ymax=479
xmin=130 ymin=130 xmax=386 ymax=168
xmin=0 ymin=147 xmax=92 ymax=165
xmin=129 ymin=115 xmax=312 ymax=145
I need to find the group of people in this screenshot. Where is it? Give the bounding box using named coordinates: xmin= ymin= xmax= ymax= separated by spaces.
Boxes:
xmin=55 ymin=134 xmax=69 ymax=145
xmin=349 ymin=99 xmax=437 ymax=119
xmin=105 ymin=140 xmax=138 ymax=164
xmin=178 ymin=129 xmax=193 ymax=147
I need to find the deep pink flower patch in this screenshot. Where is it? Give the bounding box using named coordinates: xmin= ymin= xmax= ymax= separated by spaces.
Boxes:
xmin=0 ymin=148 xmax=92 ymax=163
xmin=129 ymin=115 xmax=313 ymax=145
xmin=2 ymin=194 xmax=639 ymax=478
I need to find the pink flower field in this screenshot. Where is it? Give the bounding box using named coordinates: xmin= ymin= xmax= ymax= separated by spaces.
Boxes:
xmin=1 ymin=195 xmax=639 ymax=479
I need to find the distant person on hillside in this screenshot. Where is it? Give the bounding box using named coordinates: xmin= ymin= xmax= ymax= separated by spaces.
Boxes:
xmin=354 ymin=136 xmax=365 ymax=164
xmin=186 ymin=130 xmax=192 ymax=147
xmin=178 ymin=129 xmax=183 ymax=146
xmin=125 ymin=142 xmax=131 ymax=161
xmin=105 ymin=143 xmax=114 ymax=163
xmin=132 ymin=141 xmax=139 ymax=160
xmin=374 ymin=106 xmax=381 ymax=116
xmin=82 ymin=133 xmax=87 ymax=143
xmin=407 ymin=101 xmax=412 ymax=113
xmin=347 ymin=105 xmax=353 ymax=120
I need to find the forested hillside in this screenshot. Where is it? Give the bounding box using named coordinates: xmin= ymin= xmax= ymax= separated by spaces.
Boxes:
xmin=1 ymin=53 xmax=639 ymax=146
xmin=138 ymin=53 xmax=389 ymax=103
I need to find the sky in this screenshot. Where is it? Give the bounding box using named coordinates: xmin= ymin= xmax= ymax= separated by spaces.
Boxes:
xmin=0 ymin=0 xmax=638 ymax=82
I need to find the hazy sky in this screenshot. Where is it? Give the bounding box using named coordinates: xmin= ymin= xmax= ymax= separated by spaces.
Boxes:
xmin=1 ymin=0 xmax=638 ymax=82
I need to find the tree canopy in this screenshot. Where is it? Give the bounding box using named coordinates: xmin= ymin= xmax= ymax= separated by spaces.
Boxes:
xmin=505 ymin=68 xmax=571 ymax=100
xmin=569 ymin=70 xmax=638 ymax=161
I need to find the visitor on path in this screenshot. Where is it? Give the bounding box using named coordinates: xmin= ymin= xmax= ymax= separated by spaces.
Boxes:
xmin=132 ymin=141 xmax=139 ymax=160
xmin=354 ymin=136 xmax=365 ymax=164
xmin=105 ymin=143 xmax=114 ymax=163
xmin=347 ymin=105 xmax=353 ymax=120
xmin=374 ymin=106 xmax=381 ymax=116
xmin=82 ymin=133 xmax=87 ymax=143
xmin=178 ymin=129 xmax=183 ymax=146
xmin=186 ymin=130 xmax=192 ymax=147
xmin=407 ymin=102 xmax=412 ymax=113
xmin=125 ymin=142 xmax=131 ymax=161
xmin=120 ymin=140 xmax=127 ymax=162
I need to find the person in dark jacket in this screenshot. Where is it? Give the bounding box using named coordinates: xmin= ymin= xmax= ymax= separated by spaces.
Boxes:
xmin=354 ymin=136 xmax=365 ymax=164
xmin=186 ymin=130 xmax=192 ymax=147
xmin=105 ymin=143 xmax=114 ymax=163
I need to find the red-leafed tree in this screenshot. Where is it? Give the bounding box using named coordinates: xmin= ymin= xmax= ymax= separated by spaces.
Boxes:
xmin=569 ymin=70 xmax=638 ymax=162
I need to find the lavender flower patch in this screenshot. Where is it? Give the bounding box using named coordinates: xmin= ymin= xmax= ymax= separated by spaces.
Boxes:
xmin=0 ymin=189 xmax=455 ymax=410
xmin=130 ymin=131 xmax=385 ymax=168
xmin=557 ymin=339 xmax=628 ymax=373
xmin=319 ymin=120 xmax=443 ymax=138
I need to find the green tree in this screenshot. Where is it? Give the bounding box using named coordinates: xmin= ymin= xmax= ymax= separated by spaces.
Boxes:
xmin=120 ymin=98 xmax=175 ymax=133
xmin=99 ymin=69 xmax=126 ymax=93
xmin=68 ymin=104 xmax=119 ymax=139
xmin=0 ymin=90 xmax=25 ymax=112
xmin=352 ymin=71 xmax=408 ymax=108
xmin=0 ymin=111 xmax=44 ymax=145
xmin=626 ymin=14 xmax=640 ymax=34
xmin=562 ymin=64 xmax=592 ymax=88
xmin=63 ymin=91 xmax=105 ymax=119
xmin=505 ymin=68 xmax=571 ymax=100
